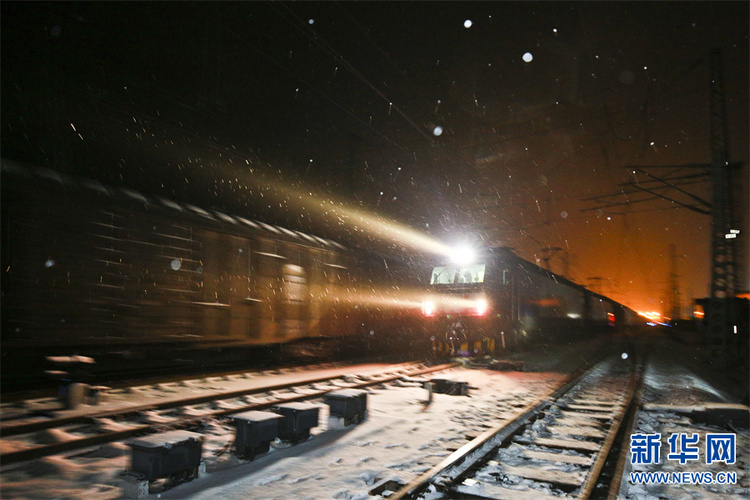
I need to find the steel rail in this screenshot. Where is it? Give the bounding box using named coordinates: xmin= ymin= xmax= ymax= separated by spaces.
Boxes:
xmin=389 ymin=357 xmax=641 ymax=500
xmin=388 ymin=363 xmax=595 ymax=500
xmin=578 ymin=359 xmax=643 ymax=498
xmin=0 ymin=361 xmax=424 ymax=436
xmin=0 ymin=362 xmax=457 ymax=466
xmin=605 ymin=357 xmax=648 ymax=500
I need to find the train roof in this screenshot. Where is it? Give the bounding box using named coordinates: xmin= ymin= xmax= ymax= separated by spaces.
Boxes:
xmin=486 ymin=246 xmax=635 ymax=312
xmin=488 ymin=246 xmax=579 ymax=287
xmin=0 ymin=158 xmax=348 ymax=252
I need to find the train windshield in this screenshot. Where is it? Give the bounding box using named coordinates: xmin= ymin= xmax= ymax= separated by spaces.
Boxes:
xmin=430 ymin=263 xmax=486 ymax=285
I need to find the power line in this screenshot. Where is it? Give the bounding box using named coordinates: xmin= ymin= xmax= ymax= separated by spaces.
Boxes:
xmin=266 ymin=1 xmax=436 ymax=144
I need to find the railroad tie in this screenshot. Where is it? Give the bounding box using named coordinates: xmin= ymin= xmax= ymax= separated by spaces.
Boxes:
xmin=545 ymin=424 xmax=606 ymax=439
xmin=456 ymin=479 xmax=562 ymax=500
xmin=518 ymin=449 xmax=593 ymax=466
xmin=495 ymin=464 xmax=584 ymax=488
xmin=517 ymin=435 xmax=601 ymax=453
xmin=560 ymin=409 xmax=612 ymax=420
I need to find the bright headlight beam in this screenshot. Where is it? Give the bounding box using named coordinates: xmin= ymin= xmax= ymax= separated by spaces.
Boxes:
xmin=422 ymin=299 xmax=435 ymax=316
xmin=475 ymin=298 xmax=488 ymax=316
xmin=215 ymin=163 xmax=456 ymax=258
xmin=450 ymin=245 xmax=475 ymax=265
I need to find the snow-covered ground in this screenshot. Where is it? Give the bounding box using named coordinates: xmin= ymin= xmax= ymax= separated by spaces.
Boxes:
xmin=618 ymin=333 xmax=749 ymax=499
xmin=0 ymin=365 xmax=571 ymax=499
xmin=0 ymin=332 xmax=747 ymax=499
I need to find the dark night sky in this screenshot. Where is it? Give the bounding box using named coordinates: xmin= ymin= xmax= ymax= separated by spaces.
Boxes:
xmin=2 ymin=1 xmax=748 ymax=314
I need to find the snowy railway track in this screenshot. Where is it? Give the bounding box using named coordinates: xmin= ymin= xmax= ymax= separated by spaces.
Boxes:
xmin=388 ymin=356 xmax=642 ymax=499
xmin=0 ymin=361 xmax=457 ymax=466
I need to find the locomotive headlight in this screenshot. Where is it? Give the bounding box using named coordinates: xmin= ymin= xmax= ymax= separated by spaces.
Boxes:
xmin=422 ymin=299 xmax=435 ymax=317
xmin=450 ymin=245 xmax=475 ymax=265
xmin=475 ymin=298 xmax=488 ymax=316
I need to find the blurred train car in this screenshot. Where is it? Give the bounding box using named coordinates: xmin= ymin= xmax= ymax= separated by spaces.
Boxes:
xmin=421 ymin=247 xmax=639 ymax=356
xmin=0 ymin=160 xmax=425 ymax=386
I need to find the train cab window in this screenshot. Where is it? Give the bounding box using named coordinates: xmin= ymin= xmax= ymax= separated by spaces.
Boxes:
xmin=430 ymin=263 xmax=485 ymax=285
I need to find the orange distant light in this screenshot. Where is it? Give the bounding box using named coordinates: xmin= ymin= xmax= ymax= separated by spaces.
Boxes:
xmin=638 ymin=311 xmax=661 ymax=322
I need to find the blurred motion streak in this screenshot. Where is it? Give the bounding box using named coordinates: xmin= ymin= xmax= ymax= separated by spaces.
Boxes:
xmin=216 ymin=164 xmax=455 ymax=258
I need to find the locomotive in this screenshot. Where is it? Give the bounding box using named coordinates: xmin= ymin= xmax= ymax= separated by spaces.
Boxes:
xmin=0 ymin=159 xmax=425 ymax=386
xmin=421 ymin=246 xmax=639 ymax=356
xmin=1 ymin=158 xmax=639 ymax=388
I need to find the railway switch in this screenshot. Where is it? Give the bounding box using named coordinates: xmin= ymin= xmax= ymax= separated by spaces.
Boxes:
xmin=324 ymin=389 xmax=368 ymax=429
xmin=274 ymin=402 xmax=319 ymax=444
xmin=231 ymin=410 xmax=285 ymax=459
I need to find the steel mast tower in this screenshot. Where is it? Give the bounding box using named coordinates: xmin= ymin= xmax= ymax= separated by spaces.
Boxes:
xmin=668 ymin=244 xmax=681 ymax=322
xmin=580 ymin=49 xmax=744 ymax=363
xmin=708 ymin=48 xmax=738 ymax=362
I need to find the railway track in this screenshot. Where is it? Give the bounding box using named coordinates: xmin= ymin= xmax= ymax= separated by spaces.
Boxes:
xmin=0 ymin=361 xmax=456 ymax=467
xmin=388 ymin=355 xmax=642 ymax=499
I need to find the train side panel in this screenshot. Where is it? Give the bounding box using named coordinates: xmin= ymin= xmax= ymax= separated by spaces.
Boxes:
xmin=513 ymin=268 xmax=587 ymax=342
xmin=1 ymin=164 xmax=356 ymax=354
xmin=2 ymin=184 xmax=206 ymax=347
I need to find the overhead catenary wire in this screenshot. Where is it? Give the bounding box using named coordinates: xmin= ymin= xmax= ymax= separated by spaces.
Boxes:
xmin=266 ymin=1 xmax=437 ymax=144
xmin=41 ymin=2 xmax=420 ymax=173
xmin=196 ymin=5 xmax=420 ymax=160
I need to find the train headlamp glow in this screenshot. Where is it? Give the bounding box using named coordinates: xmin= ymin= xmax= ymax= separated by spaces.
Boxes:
xmin=450 ymin=245 xmax=475 ymax=265
xmin=422 ymin=299 xmax=435 ymax=317
xmin=475 ymin=298 xmax=488 ymax=316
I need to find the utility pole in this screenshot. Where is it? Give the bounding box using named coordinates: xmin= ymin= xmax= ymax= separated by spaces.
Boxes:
xmin=540 ymin=246 xmax=562 ymax=273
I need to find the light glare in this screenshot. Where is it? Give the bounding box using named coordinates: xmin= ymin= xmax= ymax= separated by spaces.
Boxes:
xmin=419 ymin=293 xmax=490 ymax=316
xmin=475 ymin=298 xmax=488 ymax=316
xmin=450 ymin=246 xmax=475 ymax=265
xmin=213 ymin=164 xmax=455 ymax=258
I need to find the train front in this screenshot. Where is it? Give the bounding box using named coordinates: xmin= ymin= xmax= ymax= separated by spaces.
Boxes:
xmin=421 ymin=247 xmax=499 ymax=357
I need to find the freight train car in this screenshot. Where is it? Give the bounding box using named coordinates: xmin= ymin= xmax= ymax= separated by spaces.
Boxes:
xmin=421 ymin=246 xmax=638 ymax=356
xmin=0 ymin=160 xmax=425 ymax=385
